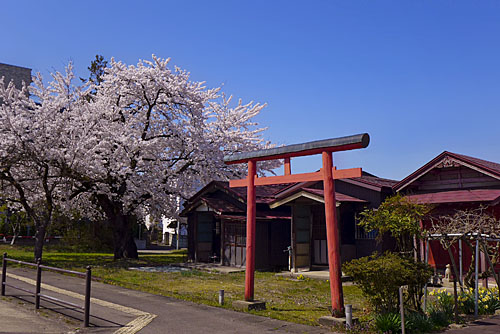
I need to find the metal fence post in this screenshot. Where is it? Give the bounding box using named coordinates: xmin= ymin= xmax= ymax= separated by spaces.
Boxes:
xmin=35 ymin=259 xmax=42 ymax=309
xmin=423 ymin=238 xmax=429 ymax=312
xmin=459 ymin=239 xmax=463 ymax=283
xmin=345 ymin=304 xmax=353 ymax=329
xmin=1 ymin=253 xmax=7 ymax=296
xmin=219 ymin=289 xmax=224 ymax=305
xmin=453 ymin=277 xmax=458 ymax=323
xmin=475 ymin=239 xmax=479 ymax=317
xmin=399 ymin=286 xmax=405 ymax=334
xmin=84 ymin=266 xmax=91 ymax=327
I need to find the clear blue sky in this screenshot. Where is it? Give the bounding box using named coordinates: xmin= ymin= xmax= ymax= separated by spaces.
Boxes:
xmin=2 ymin=1 xmax=500 ymax=180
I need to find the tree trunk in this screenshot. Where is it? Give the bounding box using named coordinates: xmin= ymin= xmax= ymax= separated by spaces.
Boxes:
xmin=34 ymin=224 xmax=47 ymax=261
xmin=97 ymin=195 xmax=138 ymax=260
xmin=110 ymin=214 xmax=138 ymax=260
xmin=10 ymin=221 xmax=20 ymax=246
xmin=9 ymin=234 xmax=17 ymax=246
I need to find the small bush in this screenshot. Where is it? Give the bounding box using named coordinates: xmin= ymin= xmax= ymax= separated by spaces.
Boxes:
xmin=374 ymin=311 xmax=437 ymax=334
xmin=343 ymin=252 xmax=432 ymax=313
xmin=427 ymin=308 xmax=450 ymax=328
xmin=405 ymin=312 xmax=434 ymax=334
xmin=374 ymin=312 xmax=400 ymax=334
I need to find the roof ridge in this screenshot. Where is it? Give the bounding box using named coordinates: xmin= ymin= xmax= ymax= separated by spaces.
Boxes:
xmin=394 ymin=151 xmax=500 ymax=192
xmin=447 ymin=152 xmax=500 ymax=175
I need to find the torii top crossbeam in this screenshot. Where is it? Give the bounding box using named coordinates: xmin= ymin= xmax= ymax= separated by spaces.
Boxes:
xmin=223 ymin=133 xmax=370 ymax=316
xmin=224 ymin=133 xmax=369 ymax=164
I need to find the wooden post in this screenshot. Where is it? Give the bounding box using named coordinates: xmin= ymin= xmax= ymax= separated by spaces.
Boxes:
xmin=245 ymin=160 xmax=257 ymax=301
xmin=481 ymin=242 xmax=500 ymax=298
xmin=413 ymin=235 xmax=418 ymax=261
xmin=284 ymin=157 xmax=291 ymax=175
xmin=322 ymin=151 xmax=344 ymax=316
xmin=447 ymin=245 xmax=463 ymax=289
xmin=481 ymin=249 xmax=488 ymax=288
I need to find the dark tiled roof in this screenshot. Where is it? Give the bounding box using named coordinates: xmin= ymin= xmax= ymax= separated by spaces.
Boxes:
xmin=228 ymin=182 xmax=297 ymax=204
xmin=201 ymin=197 xmax=243 ymax=214
xmin=301 ymin=188 xmax=367 ymax=203
xmin=220 ymin=211 xmax=291 ymax=221
xmin=394 ymin=151 xmax=500 ymax=191
xmin=350 ymin=175 xmax=398 ymax=188
xmin=181 ymin=180 xmax=296 ymax=216
xmin=405 ymin=189 xmax=500 ymax=204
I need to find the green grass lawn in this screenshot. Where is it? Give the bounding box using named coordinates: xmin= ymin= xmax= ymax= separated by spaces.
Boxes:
xmin=0 ymin=244 xmax=369 ymax=327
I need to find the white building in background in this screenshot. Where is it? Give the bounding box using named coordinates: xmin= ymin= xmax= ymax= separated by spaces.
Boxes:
xmin=161 ymin=216 xmax=188 ymax=249
xmin=144 ymin=214 xmax=187 ymax=249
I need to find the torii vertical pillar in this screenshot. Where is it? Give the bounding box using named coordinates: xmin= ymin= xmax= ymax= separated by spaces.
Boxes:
xmin=224 ymin=133 xmax=370 ymax=314
xmin=245 ymin=160 xmax=257 ymax=301
xmin=322 ymin=151 xmax=344 ymax=314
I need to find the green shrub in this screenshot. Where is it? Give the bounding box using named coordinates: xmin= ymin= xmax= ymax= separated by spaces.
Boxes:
xmin=374 ymin=311 xmax=439 ymax=334
xmin=343 ymin=252 xmax=432 ymax=313
xmin=405 ymin=312 xmax=434 ymax=334
xmin=427 ymin=308 xmax=450 ymax=328
xmin=374 ymin=312 xmax=400 ymax=334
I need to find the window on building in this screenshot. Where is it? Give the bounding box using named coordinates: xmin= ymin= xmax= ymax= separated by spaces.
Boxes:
xmin=355 ymin=220 xmax=378 ymax=240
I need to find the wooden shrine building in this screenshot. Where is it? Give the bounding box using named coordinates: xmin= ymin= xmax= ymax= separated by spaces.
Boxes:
xmin=181 ymin=173 xmax=396 ymax=271
xmin=394 ymin=151 xmax=500 ymax=270
xmin=269 ymin=172 xmax=396 ymax=271
xmin=181 ymin=181 xmax=292 ymax=269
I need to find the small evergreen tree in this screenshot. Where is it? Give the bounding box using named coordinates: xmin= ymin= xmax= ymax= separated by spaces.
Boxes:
xmin=358 ymin=193 xmax=431 ymax=256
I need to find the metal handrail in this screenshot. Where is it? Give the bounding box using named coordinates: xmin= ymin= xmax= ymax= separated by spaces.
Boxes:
xmin=4 ymin=258 xmax=38 ymax=267
xmin=38 ymin=264 xmax=86 ymax=277
xmin=1 ymin=253 xmax=92 ymax=327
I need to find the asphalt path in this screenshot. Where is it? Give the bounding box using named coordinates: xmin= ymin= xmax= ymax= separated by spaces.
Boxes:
xmin=2 ymin=267 xmax=334 ymax=334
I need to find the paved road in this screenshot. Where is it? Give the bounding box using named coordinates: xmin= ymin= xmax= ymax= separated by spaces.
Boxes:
xmin=6 ymin=267 xmax=500 ymax=334
xmin=0 ymin=296 xmax=79 ymax=334
xmin=445 ymin=316 xmax=500 ymax=334
xmin=2 ymin=267 xmax=334 ymax=334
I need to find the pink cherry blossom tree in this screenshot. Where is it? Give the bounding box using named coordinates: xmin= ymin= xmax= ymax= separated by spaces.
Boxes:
xmin=1 ymin=56 xmax=278 ymax=260
xmin=0 ymin=65 xmax=91 ymax=259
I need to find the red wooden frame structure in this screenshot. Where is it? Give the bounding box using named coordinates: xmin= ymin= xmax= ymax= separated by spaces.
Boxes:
xmin=224 ymin=133 xmax=370 ymax=315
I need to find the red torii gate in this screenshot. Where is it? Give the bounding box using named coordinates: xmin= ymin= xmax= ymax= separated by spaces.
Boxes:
xmin=224 ymin=133 xmax=370 ymax=315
